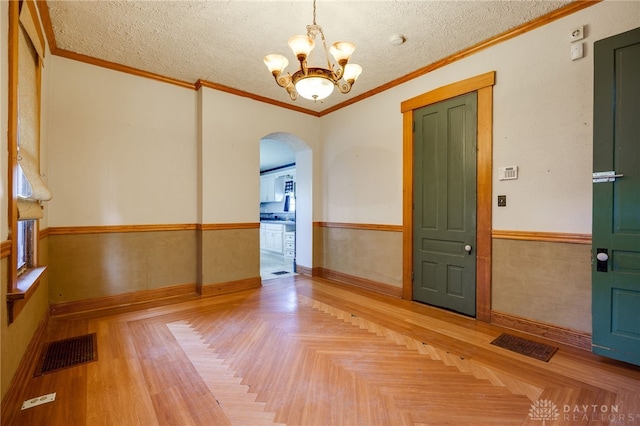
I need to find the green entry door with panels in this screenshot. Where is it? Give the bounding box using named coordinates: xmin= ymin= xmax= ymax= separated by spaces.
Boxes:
xmin=413 ymin=93 xmax=477 ymax=317
xmin=592 ymin=27 xmax=640 ymax=366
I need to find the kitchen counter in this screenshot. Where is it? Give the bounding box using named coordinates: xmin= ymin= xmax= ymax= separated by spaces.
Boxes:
xmin=260 ymin=220 xmax=296 ymax=226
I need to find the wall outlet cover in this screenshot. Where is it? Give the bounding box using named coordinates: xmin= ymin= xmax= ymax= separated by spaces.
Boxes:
xmin=570 ymin=25 xmax=585 ymax=41
xmin=22 ymin=393 xmax=56 ymax=410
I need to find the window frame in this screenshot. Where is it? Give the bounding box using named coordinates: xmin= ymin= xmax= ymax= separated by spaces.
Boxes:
xmin=6 ymin=0 xmax=48 ymax=322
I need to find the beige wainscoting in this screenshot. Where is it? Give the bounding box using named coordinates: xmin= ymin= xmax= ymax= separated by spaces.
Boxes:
xmin=1 ymin=242 xmax=50 ymax=401
xmin=313 ymin=222 xmax=403 ymax=296
xmin=48 ymin=227 xmax=198 ymax=304
xmin=491 ymin=237 xmax=592 ymax=336
xmin=197 ymin=224 xmax=261 ymax=295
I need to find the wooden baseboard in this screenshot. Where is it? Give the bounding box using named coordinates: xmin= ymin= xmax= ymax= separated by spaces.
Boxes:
xmin=1 ymin=310 xmax=49 ymax=424
xmin=295 ymin=264 xmax=313 ymax=276
xmin=50 ymin=283 xmax=197 ymax=316
xmin=491 ymin=310 xmax=591 ymax=351
xmin=313 ymin=267 xmax=403 ymax=298
xmin=198 ymin=277 xmax=262 ymax=298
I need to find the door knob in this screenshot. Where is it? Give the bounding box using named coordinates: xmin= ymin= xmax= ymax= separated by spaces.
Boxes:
xmin=464 ymin=244 xmax=472 ymax=254
xmin=596 ymin=248 xmax=609 ymax=272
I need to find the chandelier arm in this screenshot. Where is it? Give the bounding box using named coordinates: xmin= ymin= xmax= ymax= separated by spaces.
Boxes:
xmin=286 ymin=85 xmax=298 ymax=101
xmin=336 ymin=81 xmax=354 ymax=95
xmin=317 ymin=27 xmax=334 ymax=71
xmin=275 ymin=73 xmax=292 ymax=89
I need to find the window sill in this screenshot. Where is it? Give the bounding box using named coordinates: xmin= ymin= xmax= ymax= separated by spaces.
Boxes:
xmin=7 ymin=266 xmax=46 ymax=323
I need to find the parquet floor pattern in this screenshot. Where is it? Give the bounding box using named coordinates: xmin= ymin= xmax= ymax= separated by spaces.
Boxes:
xmin=3 ymin=275 xmax=640 ymax=425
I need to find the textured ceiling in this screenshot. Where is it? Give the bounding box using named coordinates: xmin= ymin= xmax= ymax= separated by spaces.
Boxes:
xmin=44 ymin=0 xmax=575 ymax=115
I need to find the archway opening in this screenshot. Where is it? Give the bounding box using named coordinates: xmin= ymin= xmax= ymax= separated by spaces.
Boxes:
xmin=259 ymin=133 xmax=312 ymax=280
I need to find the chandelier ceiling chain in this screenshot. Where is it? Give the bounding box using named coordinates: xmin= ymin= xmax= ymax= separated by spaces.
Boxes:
xmin=264 ymin=0 xmax=362 ymax=102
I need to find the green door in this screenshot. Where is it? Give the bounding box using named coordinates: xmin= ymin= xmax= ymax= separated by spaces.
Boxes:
xmin=413 ymin=93 xmax=477 ymax=317
xmin=592 ymin=27 xmax=640 ymax=366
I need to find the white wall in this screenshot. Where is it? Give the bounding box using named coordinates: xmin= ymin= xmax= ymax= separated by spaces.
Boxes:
xmin=46 ymin=56 xmax=198 ymax=226
xmin=319 ymin=0 xmax=640 ymax=234
xmin=199 ymin=87 xmax=320 ymax=268
xmin=295 ymin=149 xmax=313 ymax=268
xmin=199 ymin=87 xmax=320 ymax=224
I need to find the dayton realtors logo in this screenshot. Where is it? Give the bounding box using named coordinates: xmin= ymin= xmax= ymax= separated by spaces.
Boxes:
xmin=529 ymin=399 xmax=639 ymax=424
xmin=528 ymin=399 xmax=559 ymax=425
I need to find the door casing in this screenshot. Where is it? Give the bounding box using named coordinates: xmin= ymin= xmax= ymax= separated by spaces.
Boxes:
xmin=401 ymin=71 xmax=495 ymax=322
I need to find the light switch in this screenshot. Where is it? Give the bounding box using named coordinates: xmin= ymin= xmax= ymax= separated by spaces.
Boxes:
xmin=571 ymin=43 xmax=584 ymax=61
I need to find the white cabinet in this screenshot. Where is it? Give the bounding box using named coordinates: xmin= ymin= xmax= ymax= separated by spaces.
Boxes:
xmin=260 ymin=223 xmax=284 ymax=253
xmin=260 ymin=223 xmax=295 ymax=255
xmin=284 ymin=232 xmax=295 ymax=258
xmin=260 ymin=175 xmax=285 ymax=202
xmin=260 ymin=176 xmax=275 ymax=202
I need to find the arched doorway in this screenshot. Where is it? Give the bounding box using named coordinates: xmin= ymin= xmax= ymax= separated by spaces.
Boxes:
xmin=259 ymin=133 xmax=312 ymax=280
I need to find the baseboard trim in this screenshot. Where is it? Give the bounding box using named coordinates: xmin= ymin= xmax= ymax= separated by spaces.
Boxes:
xmin=314 ymin=267 xmax=403 ymax=298
xmin=198 ymin=276 xmax=262 ymax=298
xmin=295 ymin=264 xmax=313 ymax=277
xmin=1 ymin=310 xmax=49 ymax=424
xmin=50 ymin=283 xmax=198 ymax=316
xmin=491 ymin=310 xmax=591 ymax=351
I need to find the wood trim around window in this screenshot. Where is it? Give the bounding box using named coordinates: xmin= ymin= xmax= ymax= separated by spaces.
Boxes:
xmin=401 ymin=71 xmax=496 ymax=322
xmin=7 ymin=0 xmax=20 ymax=292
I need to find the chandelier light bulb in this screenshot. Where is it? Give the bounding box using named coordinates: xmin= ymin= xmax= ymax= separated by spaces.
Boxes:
xmin=330 ymin=42 xmax=356 ymax=66
xmin=343 ymin=64 xmax=362 ymax=83
xmin=264 ymin=54 xmax=289 ymax=76
xmin=295 ymin=76 xmax=335 ymax=101
xmin=288 ymin=35 xmax=315 ymax=60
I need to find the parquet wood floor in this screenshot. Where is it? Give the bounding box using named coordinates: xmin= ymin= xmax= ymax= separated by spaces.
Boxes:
xmin=3 ymin=275 xmax=640 ymax=425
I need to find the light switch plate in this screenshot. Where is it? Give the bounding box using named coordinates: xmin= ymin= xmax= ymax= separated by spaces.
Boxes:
xmin=571 ymin=43 xmax=584 ymax=61
xmin=21 ymin=392 xmax=56 ymax=410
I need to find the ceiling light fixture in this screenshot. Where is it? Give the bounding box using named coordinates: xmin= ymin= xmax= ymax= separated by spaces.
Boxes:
xmin=264 ymin=0 xmax=362 ymax=102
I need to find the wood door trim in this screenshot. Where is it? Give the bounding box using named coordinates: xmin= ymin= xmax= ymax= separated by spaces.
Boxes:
xmin=402 ymin=71 xmax=495 ymax=322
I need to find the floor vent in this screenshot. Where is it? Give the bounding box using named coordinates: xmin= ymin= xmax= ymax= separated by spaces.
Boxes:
xmin=272 ymin=271 xmax=289 ymax=276
xmin=490 ymin=333 xmax=558 ymax=362
xmin=34 ymin=333 xmax=97 ymax=376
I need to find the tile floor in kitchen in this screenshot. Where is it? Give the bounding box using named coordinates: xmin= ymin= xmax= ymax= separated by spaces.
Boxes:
xmin=260 ymin=249 xmax=297 ymax=280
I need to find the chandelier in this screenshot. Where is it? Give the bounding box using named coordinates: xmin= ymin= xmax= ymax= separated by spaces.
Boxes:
xmin=264 ymin=0 xmax=362 ymax=102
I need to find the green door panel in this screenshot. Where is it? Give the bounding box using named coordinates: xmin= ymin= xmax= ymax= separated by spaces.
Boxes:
xmin=592 ymin=26 xmax=640 ymax=366
xmin=413 ymin=93 xmax=477 ymax=317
